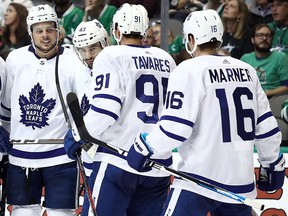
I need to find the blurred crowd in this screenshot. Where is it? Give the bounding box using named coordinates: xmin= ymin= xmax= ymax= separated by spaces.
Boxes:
xmin=0 ymin=0 xmax=287 ymax=97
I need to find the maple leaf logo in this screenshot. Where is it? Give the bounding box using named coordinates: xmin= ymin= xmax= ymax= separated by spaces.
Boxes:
xmin=80 ymin=94 xmax=91 ymax=116
xmin=19 ymin=83 xmax=56 ymax=130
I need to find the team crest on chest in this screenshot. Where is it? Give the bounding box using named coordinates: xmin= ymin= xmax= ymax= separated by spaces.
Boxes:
xmin=80 ymin=94 xmax=91 ymax=116
xmin=19 ymin=83 xmax=56 ymax=130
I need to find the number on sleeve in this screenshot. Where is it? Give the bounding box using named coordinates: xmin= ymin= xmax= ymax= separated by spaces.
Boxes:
xmin=94 ymin=73 xmax=110 ymax=91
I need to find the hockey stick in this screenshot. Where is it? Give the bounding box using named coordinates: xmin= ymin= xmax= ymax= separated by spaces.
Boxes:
xmin=55 ymin=47 xmax=97 ymax=216
xmin=67 ymin=92 xmax=265 ymax=211
xmin=11 ymin=139 xmax=63 ymax=144
xmin=10 ymin=138 xmax=95 ymax=158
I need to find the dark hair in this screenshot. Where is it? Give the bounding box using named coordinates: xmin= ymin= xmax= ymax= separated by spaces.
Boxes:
xmin=3 ymin=3 xmax=29 ymax=45
xmin=198 ymin=41 xmax=222 ymax=51
xmin=252 ymin=23 xmax=274 ymax=37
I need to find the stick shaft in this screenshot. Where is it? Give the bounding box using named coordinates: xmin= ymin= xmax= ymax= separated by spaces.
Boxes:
xmin=10 ymin=139 xmax=64 ymax=144
xmin=67 ymin=92 xmax=264 ymax=211
xmin=55 ymin=48 xmax=97 ymax=216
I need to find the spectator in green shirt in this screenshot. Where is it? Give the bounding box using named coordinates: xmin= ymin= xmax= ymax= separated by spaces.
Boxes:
xmin=83 ymin=0 xmax=117 ymax=36
xmin=53 ymin=0 xmax=84 ymax=44
xmin=241 ymin=23 xmax=288 ymax=98
xmin=267 ymin=0 xmax=288 ymax=56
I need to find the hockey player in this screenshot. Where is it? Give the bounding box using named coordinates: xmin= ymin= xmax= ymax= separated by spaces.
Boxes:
xmin=126 ymin=9 xmax=286 ymax=216
xmin=72 ymin=19 xmax=109 ymax=176
xmin=0 ymin=4 xmax=81 ymax=216
xmin=0 ymin=56 xmax=7 ymax=214
xmin=0 ymin=56 xmax=6 ymax=161
xmin=64 ymin=3 xmax=177 ymax=216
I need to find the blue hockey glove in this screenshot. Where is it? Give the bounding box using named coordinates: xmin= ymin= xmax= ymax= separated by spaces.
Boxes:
xmin=64 ymin=128 xmax=86 ymax=160
xmin=127 ymin=133 xmax=154 ymax=172
xmin=257 ymin=152 xmax=286 ymax=192
xmin=0 ymin=126 xmax=12 ymax=153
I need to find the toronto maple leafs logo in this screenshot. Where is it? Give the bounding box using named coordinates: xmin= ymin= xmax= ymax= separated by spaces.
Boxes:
xmin=19 ymin=83 xmax=56 ymax=130
xmin=80 ymin=94 xmax=91 ymax=116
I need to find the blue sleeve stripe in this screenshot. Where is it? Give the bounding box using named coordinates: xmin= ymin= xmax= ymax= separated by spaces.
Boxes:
xmin=256 ymin=127 xmax=280 ymax=139
xmin=92 ymin=94 xmax=122 ymax=106
xmin=1 ymin=103 xmax=11 ymax=111
xmin=257 ymin=111 xmax=273 ymax=124
xmin=159 ymin=125 xmax=187 ymax=142
xmin=0 ymin=114 xmax=10 ymax=121
xmin=160 ymin=115 xmax=194 ymax=128
xmin=90 ymin=105 xmax=118 ymax=120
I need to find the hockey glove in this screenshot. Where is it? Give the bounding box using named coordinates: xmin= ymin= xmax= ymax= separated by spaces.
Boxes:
xmin=257 ymin=152 xmax=286 ymax=192
xmin=0 ymin=126 xmax=11 ymax=153
xmin=64 ymin=128 xmax=87 ymax=160
xmin=127 ymin=133 xmax=154 ymax=172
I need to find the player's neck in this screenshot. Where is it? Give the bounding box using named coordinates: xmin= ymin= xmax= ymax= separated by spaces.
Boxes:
xmin=194 ymin=49 xmax=217 ymax=57
xmin=120 ymin=37 xmax=142 ymax=46
xmin=35 ymin=45 xmax=58 ymax=59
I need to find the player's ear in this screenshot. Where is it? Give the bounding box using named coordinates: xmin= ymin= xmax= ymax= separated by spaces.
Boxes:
xmin=116 ymin=27 xmax=121 ymax=38
xmin=188 ymin=34 xmax=195 ymax=46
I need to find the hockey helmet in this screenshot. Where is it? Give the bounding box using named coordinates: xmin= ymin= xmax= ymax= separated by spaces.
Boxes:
xmin=27 ymin=4 xmax=59 ymax=35
xmin=73 ymin=19 xmax=108 ymax=49
xmin=183 ymin=9 xmax=224 ymax=55
xmin=112 ymin=3 xmax=149 ymax=43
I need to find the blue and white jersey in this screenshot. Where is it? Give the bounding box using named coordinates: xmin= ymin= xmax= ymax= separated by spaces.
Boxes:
xmin=74 ymin=61 xmax=94 ymax=176
xmin=74 ymin=62 xmax=93 ymax=117
xmin=84 ymin=44 xmax=177 ymax=177
xmin=1 ymin=45 xmax=81 ymax=168
xmin=0 ymin=57 xmax=6 ymax=101
xmin=146 ymin=55 xmax=282 ymax=203
xmin=0 ymin=56 xmax=6 ymax=162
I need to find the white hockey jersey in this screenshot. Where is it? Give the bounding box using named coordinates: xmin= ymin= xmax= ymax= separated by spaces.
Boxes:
xmin=74 ymin=61 xmax=94 ymax=176
xmin=0 ymin=57 xmax=6 ymax=100
xmin=146 ymin=55 xmax=282 ymax=203
xmin=1 ymin=45 xmax=81 ymax=168
xmin=0 ymin=56 xmax=6 ymax=162
xmin=84 ymin=44 xmax=177 ymax=177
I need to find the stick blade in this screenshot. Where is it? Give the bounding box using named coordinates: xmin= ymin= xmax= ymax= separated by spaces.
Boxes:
xmin=66 ymin=92 xmax=85 ymax=129
xmin=66 ymin=92 xmax=97 ymax=158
